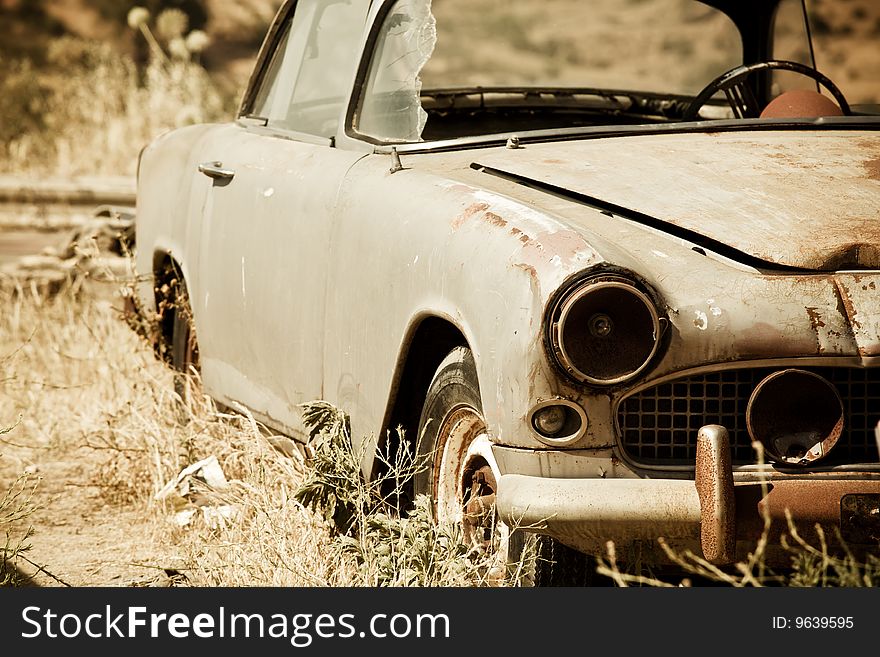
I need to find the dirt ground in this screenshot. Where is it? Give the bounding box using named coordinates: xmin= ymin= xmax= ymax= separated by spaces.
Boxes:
xmin=2 ymin=452 xmax=183 ymax=587
xmin=0 ymin=275 xmax=188 ymax=588
xmin=0 ymin=214 xmax=189 ymax=587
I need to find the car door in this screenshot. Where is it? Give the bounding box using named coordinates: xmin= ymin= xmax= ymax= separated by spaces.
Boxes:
xmin=193 ymin=0 xmax=369 ymax=438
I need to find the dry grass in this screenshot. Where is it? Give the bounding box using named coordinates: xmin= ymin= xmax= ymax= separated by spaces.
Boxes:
xmin=0 ymin=465 xmax=37 ymax=587
xmin=0 ymin=266 xmax=518 ymax=586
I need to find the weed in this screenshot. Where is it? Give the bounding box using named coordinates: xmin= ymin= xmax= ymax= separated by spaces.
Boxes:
xmin=295 ymin=401 xmax=494 ymax=586
xmin=1 ymin=432 xmax=38 ymax=586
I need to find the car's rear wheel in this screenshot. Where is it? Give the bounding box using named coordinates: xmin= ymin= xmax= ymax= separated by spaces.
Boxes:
xmin=169 ymin=276 xmax=200 ymax=411
xmin=414 ymin=346 xmax=598 ymax=585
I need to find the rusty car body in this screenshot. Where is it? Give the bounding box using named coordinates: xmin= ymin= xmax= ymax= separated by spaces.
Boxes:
xmin=134 ymin=0 xmax=880 ymax=582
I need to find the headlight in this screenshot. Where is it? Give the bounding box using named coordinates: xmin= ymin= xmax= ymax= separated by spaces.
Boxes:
xmin=547 ymin=274 xmax=664 ymax=386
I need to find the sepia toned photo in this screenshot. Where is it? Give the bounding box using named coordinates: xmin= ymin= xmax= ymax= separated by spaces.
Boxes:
xmin=1 ymin=0 xmax=879 ymax=598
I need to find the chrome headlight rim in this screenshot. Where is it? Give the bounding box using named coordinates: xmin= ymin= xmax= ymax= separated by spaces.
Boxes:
xmin=546 ymin=273 xmax=665 ymax=387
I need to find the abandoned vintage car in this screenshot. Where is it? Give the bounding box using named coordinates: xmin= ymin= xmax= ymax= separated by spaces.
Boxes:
xmin=134 ymin=0 xmax=880 ymax=582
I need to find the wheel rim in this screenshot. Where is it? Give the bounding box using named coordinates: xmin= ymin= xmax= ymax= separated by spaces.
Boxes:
xmin=434 ymin=406 xmax=510 ymax=577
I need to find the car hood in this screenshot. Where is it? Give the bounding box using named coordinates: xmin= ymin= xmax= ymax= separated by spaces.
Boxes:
xmin=471 ymin=129 xmax=880 ymax=271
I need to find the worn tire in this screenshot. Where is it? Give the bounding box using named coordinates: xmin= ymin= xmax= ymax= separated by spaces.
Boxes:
xmin=414 ymin=346 xmax=482 ymax=499
xmin=170 ymin=277 xmax=200 ymax=410
xmin=414 ymin=347 xmax=589 ymax=585
xmin=415 ymin=347 xmax=514 ymax=583
xmin=415 ymin=346 xmax=602 ymax=586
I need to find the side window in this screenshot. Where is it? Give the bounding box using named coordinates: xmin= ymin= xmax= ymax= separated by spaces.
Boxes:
xmin=251 ymin=0 xmax=368 ymax=137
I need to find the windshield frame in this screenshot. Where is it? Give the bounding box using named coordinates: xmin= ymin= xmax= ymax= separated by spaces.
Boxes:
xmin=343 ymin=0 xmax=769 ymax=147
xmin=338 ymin=0 xmax=876 ymax=152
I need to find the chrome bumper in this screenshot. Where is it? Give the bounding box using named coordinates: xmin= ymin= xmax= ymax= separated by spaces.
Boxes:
xmin=495 ymin=425 xmax=880 ymax=564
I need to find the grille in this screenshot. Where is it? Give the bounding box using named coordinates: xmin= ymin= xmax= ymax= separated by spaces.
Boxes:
xmin=617 ymin=367 xmax=880 ymax=466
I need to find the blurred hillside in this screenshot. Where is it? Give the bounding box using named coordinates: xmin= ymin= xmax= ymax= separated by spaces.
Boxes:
xmin=0 ymin=0 xmax=283 ymax=96
xmin=0 ymin=0 xmax=283 ymax=176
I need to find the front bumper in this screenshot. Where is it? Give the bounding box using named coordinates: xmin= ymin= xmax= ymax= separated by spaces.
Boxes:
xmin=495 ymin=426 xmax=880 ymax=564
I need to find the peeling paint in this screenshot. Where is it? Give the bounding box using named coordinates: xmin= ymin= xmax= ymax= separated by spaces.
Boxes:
xmin=805 ymin=306 xmax=825 ymax=329
xmin=450 ymin=201 xmax=490 ymax=230
xmin=834 ymin=279 xmax=861 ymax=330
xmin=693 ymin=310 xmax=708 ymax=330
xmin=805 ymin=306 xmax=826 ymax=354
xmin=472 ymin=132 xmax=880 ymax=270
xmin=833 ymin=273 xmax=880 ymax=356
xmin=483 ymin=211 xmax=507 ymax=228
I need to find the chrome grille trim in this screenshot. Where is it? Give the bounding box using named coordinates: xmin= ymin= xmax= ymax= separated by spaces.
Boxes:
xmin=617 ymin=366 xmax=880 ymax=467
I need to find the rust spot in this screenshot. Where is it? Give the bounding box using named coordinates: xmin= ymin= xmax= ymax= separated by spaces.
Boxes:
xmin=805 ymin=306 xmax=825 ymax=354
xmin=695 ymin=426 xmax=735 ymax=565
xmin=483 ymin=211 xmax=507 ymax=228
xmin=513 ymin=262 xmax=542 ymax=307
xmin=450 ymin=202 xmax=490 ymax=230
xmin=514 ymin=262 xmax=538 ymax=281
xmin=805 ymin=307 xmax=825 ymax=329
xmin=760 ymin=481 xmax=880 ymax=526
xmin=508 ymin=226 xmax=538 ymax=247
xmin=833 ymin=279 xmax=861 ymax=330
xmin=768 ymin=150 xmax=820 ymax=169
xmin=864 ymin=157 xmax=880 ymax=181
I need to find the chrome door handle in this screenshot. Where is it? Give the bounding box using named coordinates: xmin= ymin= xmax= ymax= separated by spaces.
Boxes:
xmin=198 ymin=161 xmax=235 ymax=180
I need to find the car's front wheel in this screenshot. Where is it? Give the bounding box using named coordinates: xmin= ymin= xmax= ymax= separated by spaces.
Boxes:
xmin=414 ymin=346 xmax=597 ymax=586
xmin=414 ymin=346 xmax=512 ymax=583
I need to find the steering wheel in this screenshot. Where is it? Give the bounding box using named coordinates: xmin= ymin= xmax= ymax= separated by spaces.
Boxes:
xmin=682 ymin=60 xmax=851 ymax=121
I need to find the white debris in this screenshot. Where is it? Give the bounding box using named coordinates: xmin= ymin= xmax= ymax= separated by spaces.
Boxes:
xmin=156 ymin=455 xmax=240 ymax=529
xmin=155 ymin=455 xmax=228 ymax=501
